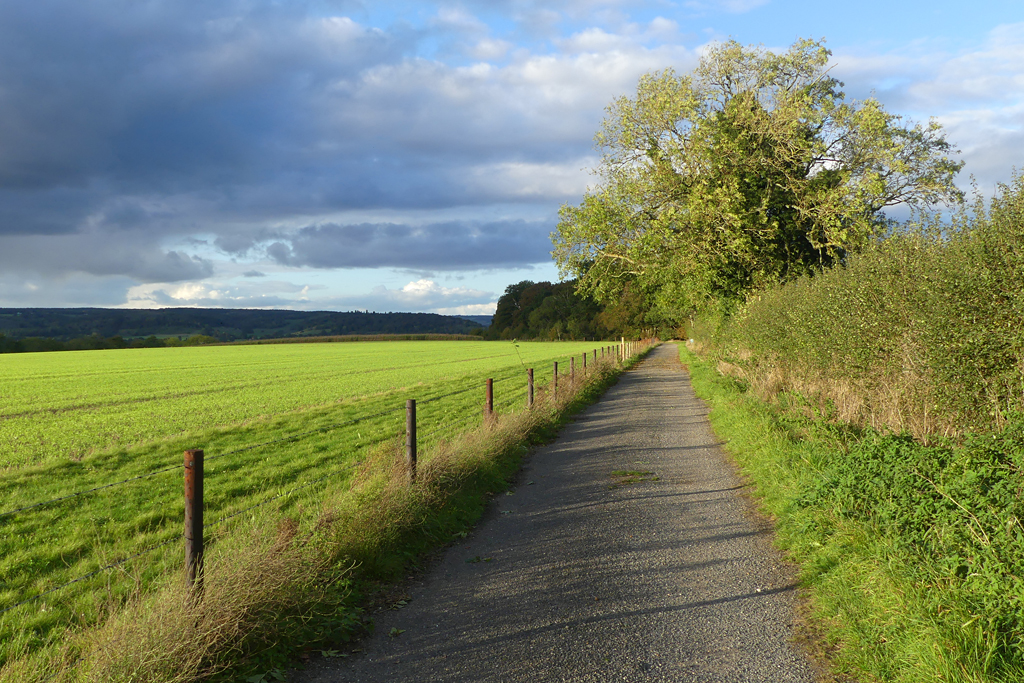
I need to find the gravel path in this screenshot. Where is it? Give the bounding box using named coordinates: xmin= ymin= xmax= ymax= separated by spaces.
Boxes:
xmin=294 ymin=344 xmax=818 ymax=682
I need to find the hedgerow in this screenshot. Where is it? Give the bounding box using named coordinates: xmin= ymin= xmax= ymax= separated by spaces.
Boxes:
xmin=700 ymin=172 xmax=1024 ymax=439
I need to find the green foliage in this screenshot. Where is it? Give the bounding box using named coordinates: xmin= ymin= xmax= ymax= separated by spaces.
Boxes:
xmin=682 ymin=346 xmax=1024 ymax=681
xmin=486 ymin=279 xmax=618 ymax=340
xmin=713 ymin=172 xmax=1024 ymax=435
xmin=553 ymin=38 xmax=962 ymax=323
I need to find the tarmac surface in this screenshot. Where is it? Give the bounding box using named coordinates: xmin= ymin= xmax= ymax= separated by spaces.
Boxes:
xmin=293 ymin=343 xmax=818 ymax=682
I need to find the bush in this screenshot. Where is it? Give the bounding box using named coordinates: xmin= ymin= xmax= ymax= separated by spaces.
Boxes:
xmin=703 ymin=172 xmax=1024 ymax=437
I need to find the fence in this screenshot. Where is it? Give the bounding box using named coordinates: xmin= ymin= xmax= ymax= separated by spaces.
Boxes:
xmin=0 ymin=339 xmax=655 ymax=675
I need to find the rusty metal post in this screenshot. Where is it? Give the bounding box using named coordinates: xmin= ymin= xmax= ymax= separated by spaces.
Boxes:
xmin=485 ymin=378 xmax=493 ymax=420
xmin=527 ymin=369 xmax=534 ymax=408
xmin=184 ymin=449 xmax=204 ymax=594
xmin=553 ymin=361 xmax=558 ymax=399
xmin=406 ymin=399 xmax=417 ymax=484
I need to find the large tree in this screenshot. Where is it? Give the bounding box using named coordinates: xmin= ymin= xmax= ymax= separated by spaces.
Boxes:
xmin=553 ymin=39 xmax=963 ymax=322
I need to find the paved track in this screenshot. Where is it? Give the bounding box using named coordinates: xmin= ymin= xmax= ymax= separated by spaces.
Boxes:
xmin=294 ymin=344 xmax=817 ymax=682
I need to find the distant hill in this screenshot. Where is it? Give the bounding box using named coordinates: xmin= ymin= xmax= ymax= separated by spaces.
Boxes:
xmin=458 ymin=315 xmax=492 ymax=327
xmin=0 ymin=308 xmax=482 ymax=342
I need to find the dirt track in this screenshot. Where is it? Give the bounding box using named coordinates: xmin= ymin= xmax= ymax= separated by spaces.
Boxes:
xmin=294 ymin=343 xmax=817 ymax=682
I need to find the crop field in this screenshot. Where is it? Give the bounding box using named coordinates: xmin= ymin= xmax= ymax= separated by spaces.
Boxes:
xmin=0 ymin=339 xmax=611 ymax=668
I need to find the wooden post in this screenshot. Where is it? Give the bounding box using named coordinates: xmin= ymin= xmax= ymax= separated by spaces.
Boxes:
xmin=406 ymin=399 xmax=417 ymax=484
xmin=184 ymin=449 xmax=204 ymax=594
xmin=485 ymin=378 xmax=493 ymax=420
xmin=582 ymin=352 xmax=587 ymax=375
xmin=593 ymin=349 xmax=597 ymax=366
xmin=570 ymin=356 xmax=575 ymax=384
xmin=553 ymin=362 xmax=558 ymax=399
xmin=527 ymin=369 xmax=534 ymax=408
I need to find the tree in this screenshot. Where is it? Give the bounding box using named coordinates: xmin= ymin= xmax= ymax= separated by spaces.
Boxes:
xmin=490 ymin=280 xmax=538 ymax=338
xmin=553 ymin=38 xmax=963 ymax=321
xmin=485 ymin=279 xmax=611 ymax=340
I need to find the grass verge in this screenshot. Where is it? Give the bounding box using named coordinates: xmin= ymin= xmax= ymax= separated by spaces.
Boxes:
xmin=1 ymin=346 xmax=651 ymax=682
xmin=681 ymin=344 xmax=1024 ymax=683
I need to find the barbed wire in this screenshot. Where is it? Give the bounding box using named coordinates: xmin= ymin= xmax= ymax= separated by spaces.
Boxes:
xmin=205 ymin=458 xmax=367 ymax=531
xmin=0 ymin=405 xmax=407 ymax=520
xmin=0 ymin=534 xmax=183 ymax=618
xmin=0 ymin=463 xmax=182 ymax=520
xmin=205 ymin=404 xmax=405 ymax=464
xmin=416 ymin=382 xmax=484 ymax=405
xmin=418 ymin=413 xmax=485 ymax=444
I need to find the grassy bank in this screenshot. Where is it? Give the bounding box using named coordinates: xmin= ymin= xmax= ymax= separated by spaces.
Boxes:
xmin=681 ymin=345 xmax=1024 ymax=682
xmin=2 ymin=343 xmax=652 ymax=682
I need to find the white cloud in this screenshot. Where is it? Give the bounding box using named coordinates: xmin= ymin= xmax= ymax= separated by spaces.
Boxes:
xmin=832 ymin=23 xmax=1024 ymax=191
xmin=392 ymin=279 xmax=489 ymax=304
xmin=467 ymin=38 xmax=514 ymax=61
xmin=464 ymin=159 xmax=596 ymax=200
xmin=435 ymin=302 xmax=498 ymax=315
xmin=683 ymin=0 xmax=770 ymax=14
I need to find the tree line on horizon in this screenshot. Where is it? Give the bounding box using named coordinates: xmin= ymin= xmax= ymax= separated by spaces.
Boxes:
xmin=0 ymin=308 xmax=482 ymax=353
xmin=481 ymin=279 xmax=659 ymax=341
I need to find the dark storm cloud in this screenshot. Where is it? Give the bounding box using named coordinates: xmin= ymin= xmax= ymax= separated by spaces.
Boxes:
xmin=0 ymin=0 xmax=618 ymax=296
xmin=0 ymin=232 xmax=213 ymax=282
xmin=0 ymin=1 xmax=405 ymax=193
xmin=0 ymin=0 xmax=593 ymax=229
xmin=268 ymin=219 xmax=554 ymax=269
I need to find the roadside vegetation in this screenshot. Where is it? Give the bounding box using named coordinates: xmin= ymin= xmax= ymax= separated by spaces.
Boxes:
xmin=680 ymin=173 xmax=1024 ymax=683
xmin=682 ymin=346 xmax=1024 ymax=682
xmin=548 ymin=34 xmax=1024 ymax=682
xmin=0 ymin=340 xmax=641 ymax=681
xmin=698 ymin=173 xmax=1024 ymax=440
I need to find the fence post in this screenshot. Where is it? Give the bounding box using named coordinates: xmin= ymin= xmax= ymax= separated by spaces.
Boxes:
xmin=184 ymin=449 xmax=204 ymax=595
xmin=570 ymin=356 xmax=575 ymax=384
xmin=582 ymin=352 xmax=587 ymax=375
xmin=527 ymin=369 xmax=534 ymax=408
xmin=485 ymin=378 xmax=493 ymax=420
xmin=593 ymin=349 xmax=597 ymax=366
xmin=553 ymin=362 xmax=558 ymax=399
xmin=406 ymin=399 xmax=417 ymax=484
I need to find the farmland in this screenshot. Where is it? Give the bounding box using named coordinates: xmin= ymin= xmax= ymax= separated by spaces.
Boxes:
xmin=0 ymin=339 xmax=610 ymax=670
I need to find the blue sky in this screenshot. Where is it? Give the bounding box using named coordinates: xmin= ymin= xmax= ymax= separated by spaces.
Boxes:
xmin=0 ymin=0 xmax=1021 ymax=314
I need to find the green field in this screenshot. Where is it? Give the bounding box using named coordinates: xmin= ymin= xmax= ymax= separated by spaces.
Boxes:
xmin=0 ymin=340 xmax=612 ymax=667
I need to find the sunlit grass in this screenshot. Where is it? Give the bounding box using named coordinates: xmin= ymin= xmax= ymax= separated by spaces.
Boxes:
xmin=0 ymin=340 xmax=614 ymax=669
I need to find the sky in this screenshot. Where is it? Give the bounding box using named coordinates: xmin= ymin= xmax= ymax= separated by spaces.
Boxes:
xmin=0 ymin=0 xmax=1021 ymax=314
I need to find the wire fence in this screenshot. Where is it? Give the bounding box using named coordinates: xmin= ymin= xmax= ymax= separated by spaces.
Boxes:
xmin=0 ymin=340 xmax=654 ymax=677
